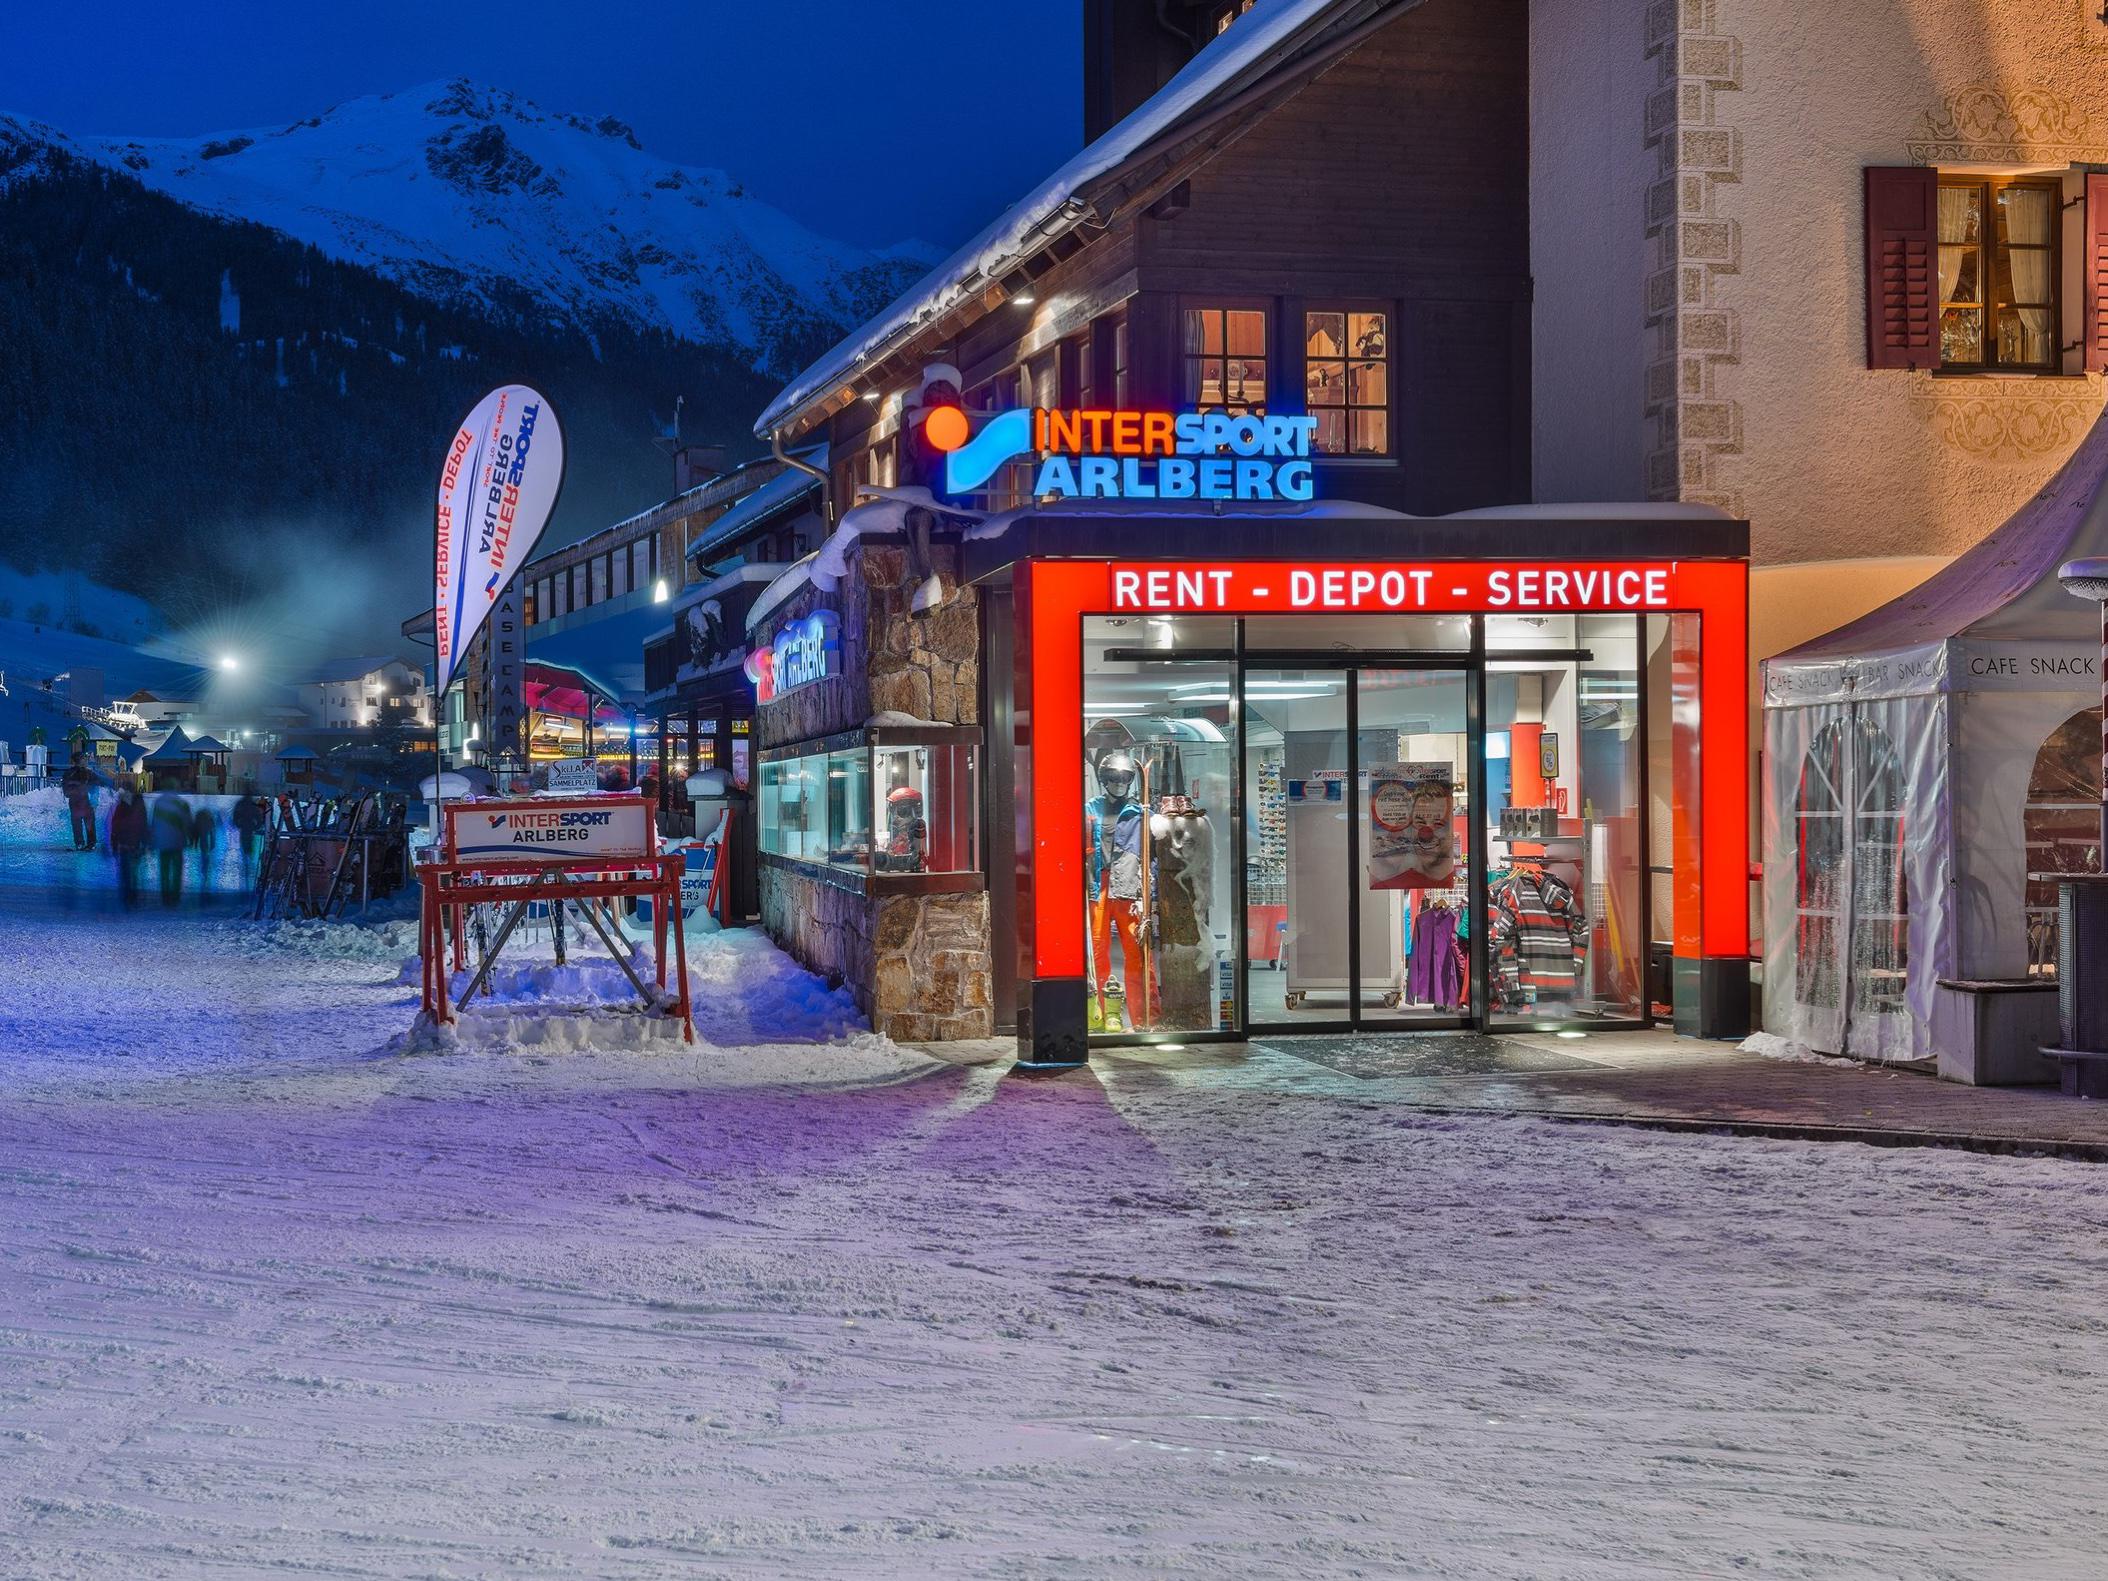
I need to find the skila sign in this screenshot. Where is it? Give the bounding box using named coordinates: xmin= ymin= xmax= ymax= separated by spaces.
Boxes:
xmin=746 ymin=612 xmax=841 ymax=702
xmin=930 ymin=406 xmax=1318 ymax=503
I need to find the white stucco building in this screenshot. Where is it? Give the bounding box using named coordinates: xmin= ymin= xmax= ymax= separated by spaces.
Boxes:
xmin=292 ymin=657 xmax=432 ymax=731
xmin=1530 ymin=0 xmax=2108 ymax=664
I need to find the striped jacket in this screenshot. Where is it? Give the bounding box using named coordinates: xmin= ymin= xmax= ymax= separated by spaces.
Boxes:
xmin=1490 ymin=868 xmax=1588 ymax=1005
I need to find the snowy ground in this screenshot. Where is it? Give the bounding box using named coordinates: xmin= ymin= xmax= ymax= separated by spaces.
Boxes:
xmin=0 ymin=898 xmax=2105 ymax=1577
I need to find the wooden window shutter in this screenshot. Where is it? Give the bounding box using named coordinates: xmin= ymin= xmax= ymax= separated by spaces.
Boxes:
xmin=1864 ymin=166 xmax=1938 ymax=370
xmin=2086 ymin=173 xmax=2108 ymax=373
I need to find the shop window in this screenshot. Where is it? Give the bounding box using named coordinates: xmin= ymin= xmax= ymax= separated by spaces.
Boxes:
xmin=1304 ymin=308 xmax=1390 ymax=455
xmin=1182 ymin=306 xmax=1266 ymax=415
xmin=1072 ymin=330 xmax=1094 ymax=410
xmin=590 ymin=557 xmax=608 ymax=606
xmin=522 ymin=585 xmax=538 ymax=626
xmin=611 ymin=547 xmax=629 ymax=599
xmin=1112 ymin=314 xmax=1130 ymax=406
xmin=632 ymin=539 xmax=652 ymax=593
xmin=757 ymin=728 xmax=980 ymax=885
xmin=1484 ymin=614 xmax=1645 ymax=1025
xmin=1937 ymin=177 xmax=2057 ymax=370
xmin=1083 ymin=615 xmax=1237 ymax=1036
xmin=2024 ymin=706 xmax=2104 ymax=978
xmin=548 ymin=574 xmax=568 ymax=621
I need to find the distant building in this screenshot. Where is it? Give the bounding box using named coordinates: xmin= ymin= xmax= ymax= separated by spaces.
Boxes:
xmin=290 ymin=657 xmax=432 ymax=731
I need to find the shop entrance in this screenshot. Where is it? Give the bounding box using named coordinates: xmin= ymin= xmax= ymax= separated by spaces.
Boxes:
xmin=1243 ymin=661 xmax=1476 ymax=1029
xmin=1081 ymin=610 xmax=1656 ymax=1045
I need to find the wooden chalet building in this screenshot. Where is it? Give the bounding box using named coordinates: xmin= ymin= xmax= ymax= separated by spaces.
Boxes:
xmin=743 ymin=0 xmax=1759 ymax=1062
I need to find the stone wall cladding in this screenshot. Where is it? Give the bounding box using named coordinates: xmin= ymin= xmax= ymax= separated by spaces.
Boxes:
xmin=759 ymin=866 xmax=874 ymax=1016
xmin=871 ymin=891 xmax=993 ymax=1042
xmin=1642 ymin=0 xmax=1743 ymax=515
xmin=752 ymin=537 xmax=978 ymax=747
xmin=751 ymin=529 xmax=993 ymax=1043
xmin=860 ymin=542 xmax=979 ymax=726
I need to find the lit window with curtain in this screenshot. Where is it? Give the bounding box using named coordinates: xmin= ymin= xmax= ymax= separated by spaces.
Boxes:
xmin=1182 ymin=307 xmax=1267 ymax=414
xmin=1304 ymin=309 xmax=1390 ymax=455
xmin=1938 ymin=176 xmax=2057 ymax=370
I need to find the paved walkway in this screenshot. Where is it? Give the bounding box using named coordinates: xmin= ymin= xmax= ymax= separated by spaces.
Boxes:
xmin=924 ymin=1030 xmax=2108 ymax=1158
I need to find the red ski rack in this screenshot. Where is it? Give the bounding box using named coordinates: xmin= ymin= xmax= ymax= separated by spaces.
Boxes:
xmin=416 ymin=851 xmax=695 ymax=1042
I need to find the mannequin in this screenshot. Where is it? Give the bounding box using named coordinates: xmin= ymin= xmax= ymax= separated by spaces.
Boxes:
xmin=881 ymin=785 xmax=927 ymax=872
xmin=1152 ymin=792 xmax=1215 ymax=1027
xmin=1086 ymin=750 xmax=1153 ymax=1029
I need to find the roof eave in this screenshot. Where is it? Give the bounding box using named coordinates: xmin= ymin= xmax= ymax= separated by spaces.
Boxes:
xmin=757 ymin=0 xmax=1403 ymax=443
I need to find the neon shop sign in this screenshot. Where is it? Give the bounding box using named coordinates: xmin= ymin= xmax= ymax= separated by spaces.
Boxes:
xmin=746 ymin=612 xmax=840 ymax=702
xmin=1109 ymin=562 xmax=1677 ymax=612
xmin=934 ymin=407 xmax=1319 ymax=502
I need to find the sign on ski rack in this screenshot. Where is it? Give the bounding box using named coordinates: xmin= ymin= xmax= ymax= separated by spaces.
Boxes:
xmin=419 ymin=793 xmax=693 ymax=1040
xmin=443 ymin=794 xmax=651 ymax=863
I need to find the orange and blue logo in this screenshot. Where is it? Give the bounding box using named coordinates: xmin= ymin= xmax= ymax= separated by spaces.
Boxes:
xmin=928 ymin=407 xmax=1318 ymax=503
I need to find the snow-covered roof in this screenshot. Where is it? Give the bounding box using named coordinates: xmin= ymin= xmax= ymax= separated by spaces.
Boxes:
xmin=744 ymin=488 xmax=988 ymax=634
xmin=275 ymin=744 xmax=319 ymax=761
xmin=685 ymin=461 xmax=824 ymax=566
xmin=755 ymin=0 xmax=1373 ymax=436
xmin=184 ymin=734 xmax=231 ymax=755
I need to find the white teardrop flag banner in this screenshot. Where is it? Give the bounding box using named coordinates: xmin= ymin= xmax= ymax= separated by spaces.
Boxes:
xmin=434 ymin=385 xmax=564 ymax=696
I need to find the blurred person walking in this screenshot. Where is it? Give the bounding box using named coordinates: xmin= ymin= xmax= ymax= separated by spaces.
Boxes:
xmin=189 ymin=801 xmax=220 ymax=890
xmin=151 ymin=792 xmax=191 ymax=906
xmin=61 ymin=751 xmax=97 ymax=851
xmin=231 ymin=794 xmax=266 ymax=885
xmin=109 ymin=775 xmax=148 ymax=908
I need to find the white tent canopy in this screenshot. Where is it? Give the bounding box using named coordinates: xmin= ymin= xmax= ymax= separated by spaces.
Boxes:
xmin=1762 ymin=408 xmax=2108 ymax=1061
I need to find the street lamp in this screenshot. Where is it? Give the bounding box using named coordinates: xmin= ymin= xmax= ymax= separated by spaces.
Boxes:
xmin=2058 ymin=557 xmax=2108 ymax=855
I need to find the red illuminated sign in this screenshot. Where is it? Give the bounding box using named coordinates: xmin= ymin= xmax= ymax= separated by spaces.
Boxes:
xmin=1109 ymin=562 xmax=1677 ymax=613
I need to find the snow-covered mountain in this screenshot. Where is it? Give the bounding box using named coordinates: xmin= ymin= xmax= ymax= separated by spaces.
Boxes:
xmin=0 ymin=80 xmax=929 ymax=375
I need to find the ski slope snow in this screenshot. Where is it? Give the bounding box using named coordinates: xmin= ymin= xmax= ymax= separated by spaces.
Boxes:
xmin=0 ymin=903 xmax=2104 ymax=1577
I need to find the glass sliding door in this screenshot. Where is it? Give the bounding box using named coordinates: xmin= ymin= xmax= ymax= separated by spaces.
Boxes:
xmin=1243 ymin=663 xmax=1472 ymax=1030
xmin=1243 ymin=669 xmax=1350 ymax=1023
xmin=1355 ymin=668 xmax=1472 ymax=1024
xmin=1483 ymin=615 xmax=1646 ymax=1028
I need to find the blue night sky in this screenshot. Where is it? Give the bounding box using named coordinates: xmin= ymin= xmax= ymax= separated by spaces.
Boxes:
xmin=0 ymin=0 xmax=1080 ymax=251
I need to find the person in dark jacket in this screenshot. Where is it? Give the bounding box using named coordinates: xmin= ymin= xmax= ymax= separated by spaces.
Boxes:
xmin=189 ymin=802 xmax=220 ymax=889
xmin=61 ymin=752 xmax=97 ymax=850
xmin=230 ymin=795 xmax=267 ymax=884
xmin=109 ymin=775 xmax=149 ymax=908
xmin=150 ymin=792 xmax=192 ymax=906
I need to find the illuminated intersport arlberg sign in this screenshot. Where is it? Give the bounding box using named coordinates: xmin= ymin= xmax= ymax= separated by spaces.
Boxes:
xmin=931 ymin=406 xmax=1318 ymax=502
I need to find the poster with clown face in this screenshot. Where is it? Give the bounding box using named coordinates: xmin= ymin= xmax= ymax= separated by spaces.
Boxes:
xmin=1366 ymin=762 xmax=1456 ymax=890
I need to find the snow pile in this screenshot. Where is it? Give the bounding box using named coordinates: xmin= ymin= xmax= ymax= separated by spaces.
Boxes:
xmin=681 ymin=926 xmax=868 ymax=1046
xmin=241 ymin=913 xmax=422 ymax=965
xmin=378 ymin=919 xmax=884 ymax=1064
xmin=0 ymin=784 xmax=67 ymax=835
xmin=1742 ymin=1031 xmax=1865 ymax=1069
